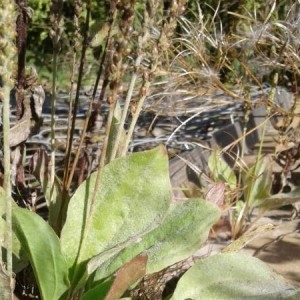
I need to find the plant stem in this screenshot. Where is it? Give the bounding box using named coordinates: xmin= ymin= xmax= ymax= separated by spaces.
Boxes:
xmin=121 ymin=82 xmax=150 ymax=156
xmin=109 ymin=70 xmax=139 ymax=161
xmin=2 ymin=85 xmax=13 ymax=294
xmin=63 ymin=0 xmax=81 ymax=191
xmin=63 ymin=0 xmax=90 ymax=191
xmin=49 ymin=0 xmax=64 ymax=203
xmin=0 ymin=1 xmax=17 ymax=296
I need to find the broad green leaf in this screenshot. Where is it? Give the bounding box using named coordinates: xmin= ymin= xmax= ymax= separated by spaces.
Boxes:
xmin=146 ymin=198 xmax=220 ymax=274
xmin=172 ymin=253 xmax=300 ymax=300
xmin=208 ymin=149 xmax=236 ymax=189
xmin=91 ymin=198 xmax=220 ymax=281
xmin=60 ymin=145 xmax=171 ymax=284
xmin=242 ymin=156 xmax=272 ymax=208
xmin=12 ymin=207 xmax=69 ymax=300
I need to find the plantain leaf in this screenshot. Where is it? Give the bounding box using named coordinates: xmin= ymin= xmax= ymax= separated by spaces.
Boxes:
xmin=81 ymin=278 xmax=114 ymax=300
xmin=242 ymin=155 xmax=272 ymax=208
xmin=12 ymin=207 xmax=69 ymax=300
xmin=208 ymin=149 xmax=236 ymax=189
xmin=106 ymin=100 xmax=127 ymax=162
xmin=145 ymin=198 xmax=220 ymax=274
xmin=90 ymin=198 xmax=220 ymax=281
xmin=60 ymin=145 xmax=171 ymax=285
xmin=171 ymin=253 xmax=300 ymax=299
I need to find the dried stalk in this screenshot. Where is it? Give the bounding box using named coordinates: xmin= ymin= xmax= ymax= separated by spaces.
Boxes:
xmin=62 ymin=0 xmax=82 ymax=191
xmin=59 ymin=0 xmax=91 ymax=229
xmin=121 ymin=0 xmax=188 ymax=156
xmin=64 ymin=0 xmax=91 ymax=190
xmin=0 ymin=0 xmax=17 ymax=295
xmin=104 ymin=0 xmax=137 ymax=162
xmin=49 ymin=0 xmax=64 ymax=202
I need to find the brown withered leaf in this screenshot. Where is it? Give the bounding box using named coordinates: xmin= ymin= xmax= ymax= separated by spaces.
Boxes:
xmin=105 ymin=253 xmax=148 ymax=300
xmin=205 ymin=182 xmax=225 ymax=208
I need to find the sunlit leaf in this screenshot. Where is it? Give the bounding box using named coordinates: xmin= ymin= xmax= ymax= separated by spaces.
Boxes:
xmin=91 ymin=198 xmax=220 ymax=281
xmin=106 ymin=100 xmax=127 ymax=162
xmin=242 ymin=156 xmax=272 ymax=208
xmin=60 ymin=146 xmax=171 ymax=285
xmin=208 ymin=149 xmax=236 ymax=189
xmin=12 ymin=207 xmax=69 ymax=300
xmin=81 ymin=278 xmax=114 ymax=300
xmin=172 ymin=253 xmax=300 ymax=299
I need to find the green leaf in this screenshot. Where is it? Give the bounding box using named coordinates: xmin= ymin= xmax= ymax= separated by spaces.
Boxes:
xmin=12 ymin=207 xmax=69 ymax=300
xmin=81 ymin=278 xmax=114 ymax=300
xmin=0 ymin=187 xmax=28 ymax=273
xmin=60 ymin=145 xmax=171 ymax=284
xmin=172 ymin=253 xmax=300 ymax=300
xmin=145 ymin=198 xmax=220 ymax=274
xmin=242 ymin=156 xmax=272 ymax=208
xmin=91 ymin=198 xmax=220 ymax=280
xmin=106 ymin=100 xmax=127 ymax=162
xmin=208 ymin=149 xmax=236 ymax=189
xmin=257 ymin=187 xmax=300 ymax=211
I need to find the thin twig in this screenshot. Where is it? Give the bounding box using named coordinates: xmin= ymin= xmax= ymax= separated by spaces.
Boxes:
xmin=64 ymin=1 xmax=90 ymax=188
xmin=121 ymin=82 xmax=150 ymax=156
xmin=110 ymin=70 xmax=140 ymax=160
xmin=62 ymin=0 xmax=82 ymax=190
xmin=49 ymin=0 xmax=64 ymax=202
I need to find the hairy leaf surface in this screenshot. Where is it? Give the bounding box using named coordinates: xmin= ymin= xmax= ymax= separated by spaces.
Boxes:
xmin=172 ymin=253 xmax=300 ymax=299
xmin=91 ymin=198 xmax=220 ymax=280
xmin=60 ymin=145 xmax=171 ymax=283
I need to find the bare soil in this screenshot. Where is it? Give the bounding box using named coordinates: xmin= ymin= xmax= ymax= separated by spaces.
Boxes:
xmin=242 ymin=208 xmax=300 ymax=288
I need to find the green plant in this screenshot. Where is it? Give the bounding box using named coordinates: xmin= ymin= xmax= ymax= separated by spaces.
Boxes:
xmin=10 ymin=146 xmax=221 ymax=299
xmin=2 ymin=0 xmax=300 ymax=299
xmin=9 ymin=146 xmax=300 ymax=300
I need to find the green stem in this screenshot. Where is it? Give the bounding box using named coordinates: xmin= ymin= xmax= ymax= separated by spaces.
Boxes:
xmin=109 ymin=66 xmax=140 ymax=161
xmin=50 ymin=53 xmax=57 ymax=203
xmin=121 ymin=83 xmax=150 ymax=156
